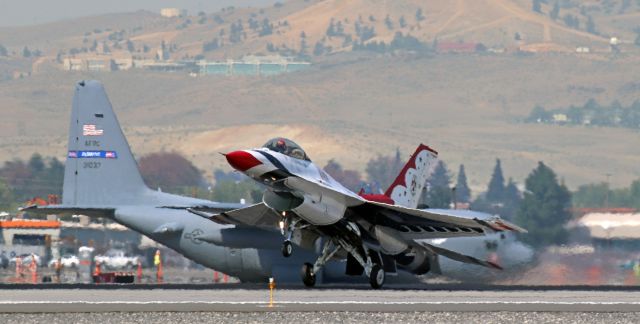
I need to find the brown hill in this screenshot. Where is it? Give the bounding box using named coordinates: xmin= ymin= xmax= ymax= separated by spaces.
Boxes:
xmin=1 ymin=52 xmax=640 ymax=191
xmin=1 ymin=1 xmax=640 ymax=191
xmin=1 ymin=0 xmax=638 ymax=62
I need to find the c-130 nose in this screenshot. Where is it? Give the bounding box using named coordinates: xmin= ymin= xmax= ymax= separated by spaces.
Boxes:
xmin=225 ymin=150 xmax=262 ymax=172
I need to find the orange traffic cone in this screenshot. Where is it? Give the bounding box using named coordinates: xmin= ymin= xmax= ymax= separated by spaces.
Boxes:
xmin=214 ymin=271 xmax=219 ymax=283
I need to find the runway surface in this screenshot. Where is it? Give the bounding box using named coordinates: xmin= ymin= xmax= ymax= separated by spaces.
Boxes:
xmin=1 ymin=286 xmax=640 ymax=312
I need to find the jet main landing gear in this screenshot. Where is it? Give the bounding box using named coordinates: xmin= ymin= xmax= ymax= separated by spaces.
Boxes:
xmin=300 ymin=239 xmax=385 ymax=289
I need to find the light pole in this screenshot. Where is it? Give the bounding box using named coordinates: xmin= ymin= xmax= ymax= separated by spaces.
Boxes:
xmin=605 ymin=173 xmax=612 ymax=208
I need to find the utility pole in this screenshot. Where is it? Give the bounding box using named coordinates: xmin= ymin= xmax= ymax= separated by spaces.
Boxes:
xmin=605 ymin=173 xmax=612 ymax=208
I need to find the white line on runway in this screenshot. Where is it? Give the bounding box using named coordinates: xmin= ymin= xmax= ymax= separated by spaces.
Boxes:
xmin=2 ymin=301 xmax=640 ymax=305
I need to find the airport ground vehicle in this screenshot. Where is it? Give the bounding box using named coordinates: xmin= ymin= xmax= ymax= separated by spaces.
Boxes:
xmin=9 ymin=253 xmax=41 ymax=267
xmin=94 ymin=250 xmax=140 ymax=269
xmin=48 ymin=254 xmax=80 ymax=268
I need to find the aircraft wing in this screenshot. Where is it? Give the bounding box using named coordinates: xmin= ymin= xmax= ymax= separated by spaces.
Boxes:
xmin=352 ymin=201 xmax=526 ymax=240
xmin=20 ymin=204 xmax=115 ymax=218
xmin=282 ymin=176 xmax=365 ymax=207
xmin=188 ymin=203 xmax=281 ymax=228
xmin=416 ymin=240 xmax=503 ymax=270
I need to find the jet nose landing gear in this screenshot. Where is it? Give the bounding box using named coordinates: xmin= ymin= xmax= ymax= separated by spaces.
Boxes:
xmin=282 ymin=241 xmax=293 ymax=258
xmin=369 ymin=264 xmax=385 ymax=289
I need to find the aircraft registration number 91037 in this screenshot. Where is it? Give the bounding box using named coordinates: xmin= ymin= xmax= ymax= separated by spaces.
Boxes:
xmin=83 ymin=161 xmax=101 ymax=169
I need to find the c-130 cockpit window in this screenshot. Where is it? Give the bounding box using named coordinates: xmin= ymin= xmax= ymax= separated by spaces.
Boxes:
xmin=263 ymin=138 xmax=311 ymax=161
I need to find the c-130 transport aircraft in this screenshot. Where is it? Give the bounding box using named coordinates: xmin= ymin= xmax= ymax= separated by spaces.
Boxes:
xmin=24 ymin=80 xmax=527 ymax=288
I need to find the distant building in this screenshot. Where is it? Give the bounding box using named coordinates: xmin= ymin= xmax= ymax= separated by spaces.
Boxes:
xmin=570 ymin=211 xmax=640 ymax=250
xmin=160 ymin=8 xmax=185 ymax=18
xmin=63 ymin=58 xmax=84 ymax=71
xmin=197 ymin=55 xmax=311 ymax=76
xmin=113 ymin=58 xmax=133 ymax=71
xmin=576 ymin=47 xmax=591 ymax=53
xmin=552 ymin=113 xmax=568 ymax=123
xmin=518 ymin=42 xmax=571 ymax=53
xmin=86 ymin=58 xmax=112 ymax=72
xmin=436 ymin=42 xmax=477 ymax=53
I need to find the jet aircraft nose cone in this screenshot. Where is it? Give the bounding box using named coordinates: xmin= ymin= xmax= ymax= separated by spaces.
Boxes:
xmin=225 ymin=150 xmax=262 ymax=172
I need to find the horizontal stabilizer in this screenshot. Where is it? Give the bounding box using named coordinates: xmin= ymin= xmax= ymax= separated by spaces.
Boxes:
xmin=188 ymin=203 xmax=281 ymax=228
xmin=152 ymin=222 xmax=185 ymax=235
xmin=20 ymin=205 xmax=115 ymax=218
xmin=417 ymin=241 xmax=503 ymax=270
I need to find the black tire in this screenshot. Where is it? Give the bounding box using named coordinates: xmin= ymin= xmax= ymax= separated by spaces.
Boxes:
xmin=301 ymin=262 xmax=316 ymax=287
xmin=282 ymin=241 xmax=293 ymax=258
xmin=369 ymin=264 xmax=385 ymax=289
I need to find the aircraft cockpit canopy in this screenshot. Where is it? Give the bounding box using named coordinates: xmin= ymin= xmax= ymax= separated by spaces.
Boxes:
xmin=263 ymin=138 xmax=311 ymax=161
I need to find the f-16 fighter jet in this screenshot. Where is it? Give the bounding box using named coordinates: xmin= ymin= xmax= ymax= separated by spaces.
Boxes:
xmin=190 ymin=138 xmax=526 ymax=288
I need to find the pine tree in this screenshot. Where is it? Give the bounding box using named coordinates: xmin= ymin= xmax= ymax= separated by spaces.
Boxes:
xmin=0 ymin=178 xmax=13 ymax=211
xmin=550 ymin=1 xmax=560 ymax=20
xmin=514 ymin=162 xmax=571 ymax=247
xmin=486 ymin=159 xmax=505 ymax=203
xmin=415 ymin=8 xmax=425 ymax=22
xmin=430 ymin=161 xmax=450 ymax=188
xmin=427 ymin=161 xmax=452 ymax=208
xmin=365 ymin=148 xmax=405 ymax=190
xmin=502 ymin=177 xmax=522 ymax=219
xmin=455 ymin=164 xmax=471 ymax=203
xmin=586 ymin=15 xmax=597 ymax=34
xmin=532 ymin=0 xmax=542 ymax=13
xmin=22 ymin=46 xmax=31 ymax=58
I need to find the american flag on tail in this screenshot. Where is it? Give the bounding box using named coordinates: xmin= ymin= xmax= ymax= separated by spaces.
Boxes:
xmin=83 ymin=124 xmax=103 ymax=136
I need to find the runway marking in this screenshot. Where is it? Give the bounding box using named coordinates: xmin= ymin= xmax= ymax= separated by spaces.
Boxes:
xmin=2 ymin=301 xmax=640 ymax=305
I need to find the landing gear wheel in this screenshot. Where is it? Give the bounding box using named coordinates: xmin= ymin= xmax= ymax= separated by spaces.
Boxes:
xmin=369 ymin=264 xmax=385 ymax=289
xmin=301 ymin=262 xmax=316 ymax=287
xmin=282 ymin=241 xmax=293 ymax=257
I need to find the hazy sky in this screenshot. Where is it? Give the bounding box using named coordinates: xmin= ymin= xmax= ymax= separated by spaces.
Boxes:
xmin=0 ymin=0 xmax=277 ymax=27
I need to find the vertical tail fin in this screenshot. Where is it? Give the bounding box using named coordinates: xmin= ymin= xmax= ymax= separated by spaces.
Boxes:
xmin=384 ymin=144 xmax=438 ymax=209
xmin=63 ymin=80 xmax=149 ymax=206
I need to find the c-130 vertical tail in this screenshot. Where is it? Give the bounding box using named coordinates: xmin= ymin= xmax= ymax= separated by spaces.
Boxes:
xmin=63 ymin=80 xmax=151 ymax=206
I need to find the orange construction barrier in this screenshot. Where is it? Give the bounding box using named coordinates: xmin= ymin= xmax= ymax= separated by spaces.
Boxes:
xmin=136 ymin=260 xmax=143 ymax=283
xmin=223 ymin=273 xmax=229 ymax=283
xmin=29 ymin=255 xmax=37 ymax=284
xmin=94 ymin=261 xmax=101 ymax=276
xmin=15 ymin=257 xmax=23 ymax=279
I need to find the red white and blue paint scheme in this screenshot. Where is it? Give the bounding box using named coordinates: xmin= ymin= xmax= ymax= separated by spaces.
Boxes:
xmin=193 ymin=138 xmax=526 ymax=288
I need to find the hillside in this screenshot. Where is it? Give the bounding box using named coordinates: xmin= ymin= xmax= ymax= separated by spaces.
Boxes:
xmin=1 ymin=0 xmax=640 ymax=192
xmin=1 ymin=52 xmax=639 ymax=191
xmin=1 ymin=0 xmax=639 ymax=63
